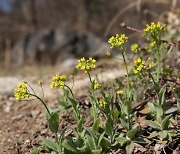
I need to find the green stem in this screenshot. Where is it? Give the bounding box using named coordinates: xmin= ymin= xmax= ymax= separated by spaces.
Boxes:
xmin=65 ymin=85 xmax=74 ymax=99
xmin=30 ymin=93 xmax=51 ymax=116
xmin=122 ymin=52 xmax=130 ymax=100
xmin=87 ymin=72 xmax=92 ymax=83
xmin=29 ymin=93 xmax=60 ymax=145
xmin=157 ymin=49 xmax=160 ymax=83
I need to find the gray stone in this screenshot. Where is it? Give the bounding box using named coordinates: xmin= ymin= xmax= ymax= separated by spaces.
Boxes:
xmin=11 ymin=29 xmax=109 ymax=68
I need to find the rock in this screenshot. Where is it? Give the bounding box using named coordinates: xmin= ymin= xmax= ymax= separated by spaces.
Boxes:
xmin=11 ymin=29 xmax=109 ymax=68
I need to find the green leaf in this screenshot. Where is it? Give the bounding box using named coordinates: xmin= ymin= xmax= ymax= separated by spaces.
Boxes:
xmin=62 ymin=136 xmax=79 ymax=152
xmin=134 ymin=137 xmax=151 ymax=144
xmin=77 ymin=145 xmax=87 ymax=153
xmin=98 ymin=132 xmax=105 ymax=147
xmin=165 ymin=107 xmax=178 ymax=114
xmin=148 ymin=102 xmax=155 ymax=113
xmin=43 ymin=138 xmax=58 ymax=152
xmin=122 ymin=101 xmax=132 ymax=116
xmin=153 ymin=82 xmax=160 ymax=93
xmin=78 ymin=116 xmax=85 ymax=132
xmin=92 ymin=118 xmax=100 ymax=133
xmin=158 ymin=85 xmax=166 ymax=105
xmin=116 ymin=137 xmax=129 ymax=146
xmin=92 ymin=148 xmax=102 ymax=154
xmin=148 ymin=120 xmax=161 ymax=130
xmin=120 ymin=118 xmax=128 ymax=130
xmin=126 ymin=142 xmax=134 ymax=154
xmin=149 ymin=131 xmax=159 ymax=138
xmin=156 ymin=106 xmax=163 ymax=122
xmin=161 ymin=114 xmax=172 ymax=130
xmin=85 ymin=134 xmax=96 ymax=150
xmin=31 ymin=148 xmax=40 ymax=154
xmin=46 ymin=107 xmax=54 ymax=120
xmin=113 ymin=109 xmax=120 ymax=120
xmin=127 ymin=128 xmax=137 ymax=140
xmin=68 ymin=97 xmax=77 ymax=109
xmin=105 ymin=122 xmax=113 ymax=137
xmin=159 ymin=131 xmax=168 ymax=140
xmin=48 ymin=112 xmax=59 ymax=133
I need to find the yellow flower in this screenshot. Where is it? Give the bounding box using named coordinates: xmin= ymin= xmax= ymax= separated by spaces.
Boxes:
xmin=14 ymin=81 xmax=30 ymax=101
xmin=99 ymin=100 xmax=107 ymax=108
xmin=93 ymin=81 xmax=101 ymax=90
xmin=117 ymin=90 xmax=123 ymax=95
xmin=131 ymin=44 xmax=139 ymax=53
xmin=144 ymin=22 xmax=166 ymax=41
xmin=108 ymin=34 xmax=128 ymax=50
xmin=148 ymin=58 xmax=155 ymax=68
xmin=150 ymin=41 xmax=156 ymax=47
xmin=134 ymin=58 xmax=146 ymax=74
xmin=106 ymin=51 xmax=111 ymax=56
xmin=76 ymin=57 xmax=96 ymax=73
xmin=50 ymin=75 xmax=67 ymax=89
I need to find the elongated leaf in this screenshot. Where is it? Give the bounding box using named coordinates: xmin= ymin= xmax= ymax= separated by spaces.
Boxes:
xmin=116 ymin=137 xmax=129 ymax=146
xmin=165 ymin=107 xmax=178 ymax=114
xmin=48 ymin=112 xmax=59 ymax=133
xmin=127 ymin=128 xmax=137 ymax=140
xmin=68 ymin=97 xmax=77 ymax=109
xmin=126 ymin=142 xmax=134 ymax=154
xmin=31 ymin=148 xmax=40 ymax=154
xmin=92 ymin=118 xmax=100 ymax=133
xmin=161 ymin=114 xmax=172 ymax=130
xmin=122 ymin=101 xmax=132 ymax=116
xmin=46 ymin=107 xmax=54 ymax=120
xmin=98 ymin=132 xmax=105 ymax=147
xmin=158 ymin=85 xmax=166 ymax=105
xmin=113 ymin=109 xmax=120 ymax=120
xmin=134 ymin=137 xmax=151 ymax=144
xmin=85 ymin=134 xmax=96 ymax=150
xmin=148 ymin=102 xmax=155 ymax=113
xmin=105 ymin=122 xmax=113 ymax=137
xmin=156 ymin=106 xmax=163 ymax=123
xmin=92 ymin=148 xmax=102 ymax=154
xmin=62 ymin=136 xmax=79 ymax=152
xmin=159 ymin=131 xmax=168 ymax=139
xmin=78 ymin=116 xmax=85 ymax=132
xmin=149 ymin=131 xmax=159 ymax=138
xmin=120 ymin=118 xmax=128 ymax=130
xmin=148 ymin=120 xmax=161 ymax=130
xmin=43 ymin=138 xmax=58 ymax=152
xmin=153 ymin=82 xmax=160 ymax=93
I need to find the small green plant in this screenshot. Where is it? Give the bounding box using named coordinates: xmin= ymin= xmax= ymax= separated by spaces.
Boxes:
xmin=14 ymin=22 xmax=179 ymax=154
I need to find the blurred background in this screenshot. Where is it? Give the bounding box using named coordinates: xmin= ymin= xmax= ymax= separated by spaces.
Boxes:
xmin=0 ymin=0 xmax=179 ymax=73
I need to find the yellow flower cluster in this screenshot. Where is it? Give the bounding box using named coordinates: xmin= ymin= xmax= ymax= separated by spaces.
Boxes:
xmin=117 ymin=90 xmax=123 ymax=95
xmin=150 ymin=41 xmax=156 ymax=47
xmin=14 ymin=81 xmax=30 ymax=101
xmin=144 ymin=22 xmax=166 ymax=40
xmin=76 ymin=57 xmax=96 ymax=73
xmin=99 ymin=100 xmax=107 ymax=108
xmin=131 ymin=44 xmax=140 ymax=53
xmin=50 ymin=75 xmax=67 ymax=89
xmin=108 ymin=34 xmax=128 ymax=49
xmin=148 ymin=58 xmax=155 ymax=68
xmin=93 ymin=81 xmax=101 ymax=90
xmin=134 ymin=58 xmax=146 ymax=74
